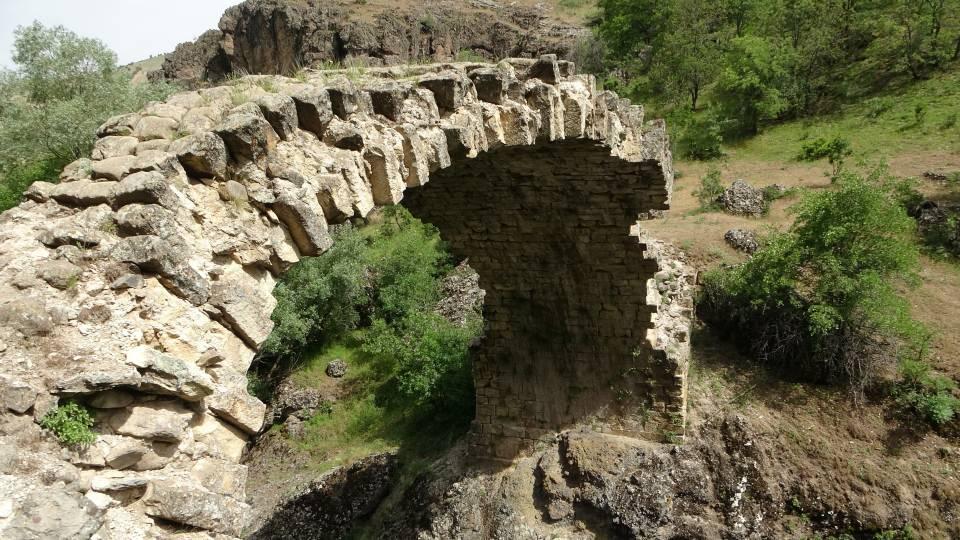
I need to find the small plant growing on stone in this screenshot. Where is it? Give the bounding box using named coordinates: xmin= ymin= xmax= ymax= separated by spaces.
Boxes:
xmin=255 ymin=78 xmax=277 ymax=93
xmin=230 ymin=88 xmax=249 ymax=107
xmin=40 ymin=402 xmax=96 ymax=448
xmin=98 ymin=218 xmax=117 ymax=235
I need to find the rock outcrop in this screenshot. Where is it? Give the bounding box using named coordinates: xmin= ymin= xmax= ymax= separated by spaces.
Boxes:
xmin=157 ymin=0 xmax=587 ymax=86
xmin=0 ymin=57 xmax=678 ymax=537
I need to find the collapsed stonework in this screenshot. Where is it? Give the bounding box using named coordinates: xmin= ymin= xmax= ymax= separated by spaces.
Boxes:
xmin=157 ymin=0 xmax=586 ymax=86
xmin=0 ymin=55 xmax=684 ymax=537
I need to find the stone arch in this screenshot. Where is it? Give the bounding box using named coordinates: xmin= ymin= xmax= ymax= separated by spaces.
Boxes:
xmin=0 ymin=56 xmax=690 ymax=535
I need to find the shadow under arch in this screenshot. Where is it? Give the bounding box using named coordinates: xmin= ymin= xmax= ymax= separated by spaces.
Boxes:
xmin=402 ymin=138 xmax=676 ymax=460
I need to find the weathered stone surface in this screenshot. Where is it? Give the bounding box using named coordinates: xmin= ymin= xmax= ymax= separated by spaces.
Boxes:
xmin=38 ymin=259 xmax=81 ymax=290
xmin=111 ymin=235 xmax=210 ymax=305
xmin=98 ymin=113 xmax=139 ymax=137
xmin=135 ymin=115 xmax=179 ymax=141
xmin=112 ymin=171 xmax=179 ymax=209
xmin=289 ymin=86 xmax=333 ymax=136
xmin=50 ymin=179 xmax=117 ymax=206
xmin=126 ymin=346 xmax=215 ymax=401
xmin=93 ymin=136 xmax=139 ymax=160
xmin=169 ymin=132 xmax=228 ymax=180
xmin=271 ymin=180 xmax=332 ymax=256
xmin=325 ymin=359 xmax=347 ymax=378
xmin=0 ymin=377 xmax=36 ymax=414
xmin=142 ymin=476 xmax=249 ymax=535
xmin=207 ymin=387 xmax=266 ymax=435
xmin=193 ymin=413 xmax=248 ymax=462
xmin=0 ymin=476 xmax=102 ymax=540
xmin=108 ymin=400 xmax=193 ymax=442
xmin=90 ymin=472 xmax=148 ymax=492
xmin=215 ymin=106 xmax=279 ymax=166
xmin=0 ymin=298 xmax=54 ymax=337
xmin=255 ymin=93 xmax=299 ymax=141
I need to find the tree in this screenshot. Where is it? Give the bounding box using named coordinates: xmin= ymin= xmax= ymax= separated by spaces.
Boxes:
xmin=0 ymin=23 xmax=174 ymax=211
xmin=653 ymin=0 xmax=723 ymax=110
xmin=596 ymin=0 xmax=671 ymax=72
xmin=714 ymin=35 xmax=786 ymax=135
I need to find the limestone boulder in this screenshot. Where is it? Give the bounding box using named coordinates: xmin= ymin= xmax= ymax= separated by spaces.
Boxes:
xmin=88 ymin=390 xmax=135 ymax=410
xmin=111 ymin=235 xmax=210 ymax=305
xmin=271 ymin=180 xmax=332 ymax=256
xmin=724 ymin=228 xmax=759 ymax=254
xmin=190 ymin=457 xmax=248 ymax=498
xmin=209 ymin=276 xmax=275 ymax=347
xmin=720 ymin=180 xmax=767 ymax=216
xmin=0 ymin=377 xmax=36 ymax=414
xmin=0 ymin=298 xmax=54 ymax=337
xmin=125 ymin=346 xmax=215 ymax=401
xmin=135 ymin=115 xmax=179 ymax=141
xmin=98 ymin=113 xmax=140 ymax=137
xmin=91 ymin=155 xmax=137 ymax=182
xmin=192 ymin=413 xmax=247 ymax=462
xmin=50 ymin=179 xmax=117 ymax=207
xmin=0 ymin=476 xmax=102 ymax=540
xmin=289 ymin=85 xmax=332 ymax=136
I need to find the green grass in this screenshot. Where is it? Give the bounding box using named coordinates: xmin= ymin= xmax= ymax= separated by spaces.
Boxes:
xmin=727 ymin=67 xmax=960 ymax=162
xmin=289 ymin=332 xmax=470 ymax=475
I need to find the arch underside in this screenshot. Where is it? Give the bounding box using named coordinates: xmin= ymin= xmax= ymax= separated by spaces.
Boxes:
xmin=404 ymin=140 xmax=680 ymax=458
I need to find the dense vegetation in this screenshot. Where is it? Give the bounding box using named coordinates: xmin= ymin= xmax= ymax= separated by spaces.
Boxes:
xmin=582 ymin=0 xmax=960 ymax=157
xmin=252 ymin=207 xmax=482 ymax=465
xmin=0 ymin=22 xmax=174 ymax=211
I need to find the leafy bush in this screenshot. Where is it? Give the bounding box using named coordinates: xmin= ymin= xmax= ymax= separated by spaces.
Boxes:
xmin=699 ymin=171 xmax=921 ymax=394
xmin=40 ymin=402 xmax=96 ymax=447
xmin=262 ymin=226 xmax=368 ymax=363
xmin=894 ymin=356 xmax=960 ymax=426
xmin=362 ymin=310 xmax=480 ymax=418
xmin=796 ymin=136 xmax=853 ymax=176
xmin=672 ymin=109 xmax=725 ymax=160
xmin=863 ymin=97 xmax=894 ymax=120
xmin=940 ymin=113 xmax=958 ymax=130
xmin=0 ymin=22 xmax=175 ymax=212
xmin=694 ymin=168 xmax=725 ymax=211
xmin=713 ymin=36 xmax=786 ymax=136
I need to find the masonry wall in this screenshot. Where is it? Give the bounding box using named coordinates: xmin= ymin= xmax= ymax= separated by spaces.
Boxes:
xmin=404 ymin=140 xmax=677 ymax=459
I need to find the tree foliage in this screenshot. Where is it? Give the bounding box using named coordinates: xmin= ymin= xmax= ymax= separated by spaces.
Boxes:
xmin=594 ymin=0 xmax=960 ymax=133
xmin=0 ymin=22 xmax=175 ymax=211
xmin=699 ymin=169 xmax=922 ymax=394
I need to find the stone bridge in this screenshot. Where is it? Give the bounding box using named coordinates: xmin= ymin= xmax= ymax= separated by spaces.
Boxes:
xmin=0 ymin=56 xmax=691 ymax=537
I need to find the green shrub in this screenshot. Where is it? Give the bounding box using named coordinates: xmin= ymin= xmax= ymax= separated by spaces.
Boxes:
xmin=262 ymin=226 xmax=368 ymax=363
xmin=362 ymin=310 xmax=480 ymax=418
xmin=795 ymin=136 xmax=853 ymax=177
xmin=40 ymin=402 xmax=96 ymax=447
xmin=673 ymin=109 xmax=725 ymax=160
xmin=699 ymin=171 xmax=921 ymax=393
xmin=894 ymin=356 xmax=960 ymax=426
xmin=694 ymin=168 xmax=725 ymax=211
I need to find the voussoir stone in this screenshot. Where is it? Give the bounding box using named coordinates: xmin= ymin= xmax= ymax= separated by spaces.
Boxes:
xmin=289 ymin=85 xmax=333 ymax=136
xmin=125 ymin=345 xmax=215 ymax=401
xmin=168 ymin=132 xmax=228 ymax=180
xmin=215 ymin=106 xmax=279 ymax=166
xmin=112 ymin=171 xmax=179 ymax=209
xmin=255 ymin=93 xmax=299 ymax=141
xmin=92 ymin=136 xmax=139 ymax=160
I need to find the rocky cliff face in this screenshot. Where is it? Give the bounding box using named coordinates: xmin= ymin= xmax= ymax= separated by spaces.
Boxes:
xmin=158 ymin=0 xmax=587 ymax=86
